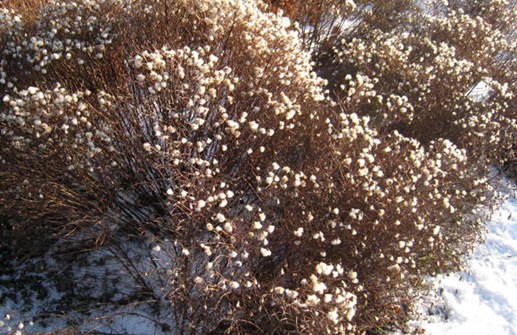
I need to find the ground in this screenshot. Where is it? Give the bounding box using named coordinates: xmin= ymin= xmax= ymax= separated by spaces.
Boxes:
xmin=402 ymin=179 xmax=517 ymax=335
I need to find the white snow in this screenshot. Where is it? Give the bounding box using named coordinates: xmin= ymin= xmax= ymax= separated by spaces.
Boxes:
xmin=407 ymin=185 xmax=517 ymax=335
xmin=0 ymin=236 xmax=173 ymax=335
xmin=468 ymin=80 xmax=493 ymax=102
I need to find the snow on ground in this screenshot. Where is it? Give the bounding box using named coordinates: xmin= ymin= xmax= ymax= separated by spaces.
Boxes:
xmin=406 ymin=185 xmax=517 ymax=335
xmin=0 ymin=235 xmax=172 ymax=335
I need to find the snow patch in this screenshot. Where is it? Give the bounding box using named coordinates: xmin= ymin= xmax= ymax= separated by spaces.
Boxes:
xmin=406 ymin=189 xmax=517 ymax=335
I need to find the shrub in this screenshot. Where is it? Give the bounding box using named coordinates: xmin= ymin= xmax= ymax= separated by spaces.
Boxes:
xmin=268 ymin=0 xmax=516 ymax=168
xmin=0 ymin=0 xmax=507 ymax=334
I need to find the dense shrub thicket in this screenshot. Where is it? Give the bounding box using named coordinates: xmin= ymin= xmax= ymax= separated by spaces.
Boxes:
xmin=0 ymin=0 xmax=514 ymax=334
xmin=267 ymin=0 xmax=516 ymax=164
